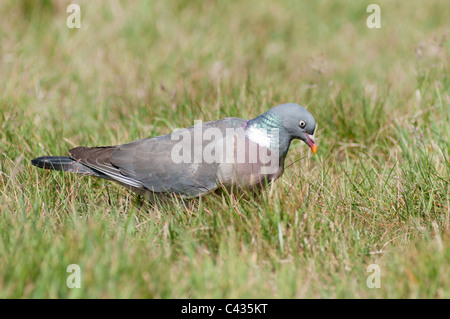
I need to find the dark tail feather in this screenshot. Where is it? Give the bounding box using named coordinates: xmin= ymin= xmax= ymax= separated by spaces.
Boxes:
xmin=31 ymin=156 xmax=103 ymax=177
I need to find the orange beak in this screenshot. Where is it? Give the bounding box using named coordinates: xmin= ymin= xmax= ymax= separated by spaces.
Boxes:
xmin=306 ymin=133 xmax=318 ymax=154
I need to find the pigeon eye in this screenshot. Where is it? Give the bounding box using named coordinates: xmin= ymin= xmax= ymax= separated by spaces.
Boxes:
xmin=299 ymin=120 xmax=306 ymax=128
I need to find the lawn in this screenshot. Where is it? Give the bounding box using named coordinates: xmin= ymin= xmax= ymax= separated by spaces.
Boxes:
xmin=0 ymin=0 xmax=448 ymax=298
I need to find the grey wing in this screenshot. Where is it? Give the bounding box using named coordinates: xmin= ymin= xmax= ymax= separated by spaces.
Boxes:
xmin=110 ymin=117 xmax=246 ymax=197
xmin=68 ymin=146 xmax=145 ymax=189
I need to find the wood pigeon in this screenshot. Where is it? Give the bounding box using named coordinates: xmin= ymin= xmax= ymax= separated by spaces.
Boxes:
xmin=31 ymin=103 xmax=317 ymax=199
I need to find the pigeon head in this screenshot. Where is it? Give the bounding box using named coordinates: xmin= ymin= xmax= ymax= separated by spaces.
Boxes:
xmin=271 ymin=103 xmax=317 ymax=154
xmin=248 ymin=103 xmax=317 ymax=155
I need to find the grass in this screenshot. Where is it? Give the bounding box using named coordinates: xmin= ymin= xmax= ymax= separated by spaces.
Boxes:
xmin=0 ymin=0 xmax=449 ymax=298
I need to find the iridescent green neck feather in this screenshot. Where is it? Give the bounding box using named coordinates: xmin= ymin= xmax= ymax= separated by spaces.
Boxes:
xmin=246 ymin=112 xmax=291 ymax=157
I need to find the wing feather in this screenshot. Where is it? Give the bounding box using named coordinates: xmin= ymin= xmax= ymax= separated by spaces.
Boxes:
xmin=70 ymin=117 xmax=246 ymax=197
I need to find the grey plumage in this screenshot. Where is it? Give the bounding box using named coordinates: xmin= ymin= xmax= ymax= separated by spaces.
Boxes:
xmin=31 ymin=103 xmax=317 ymax=199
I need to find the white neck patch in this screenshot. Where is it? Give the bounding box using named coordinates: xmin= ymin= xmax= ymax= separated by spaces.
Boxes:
xmin=245 ymin=125 xmax=272 ymax=148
